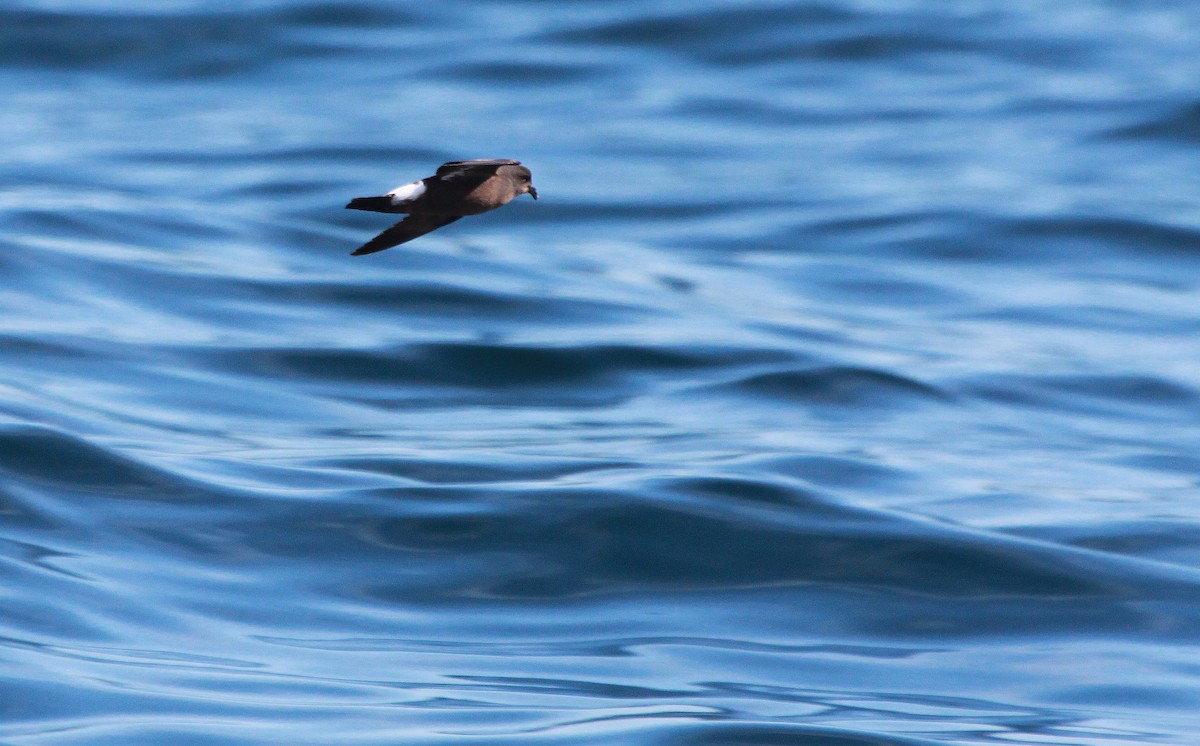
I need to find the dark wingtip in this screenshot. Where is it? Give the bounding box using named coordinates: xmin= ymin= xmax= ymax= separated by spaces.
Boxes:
xmin=348 ymin=214 xmax=463 ymax=256
xmin=350 ymin=244 xmax=386 ymax=256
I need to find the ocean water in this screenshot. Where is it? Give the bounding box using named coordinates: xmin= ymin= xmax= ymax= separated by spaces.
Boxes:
xmin=3 ymin=1 xmax=1200 ymax=743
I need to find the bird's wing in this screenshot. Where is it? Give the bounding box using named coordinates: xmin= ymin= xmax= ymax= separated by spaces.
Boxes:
xmin=350 ymin=215 xmax=462 ymax=255
xmin=435 ymin=159 xmax=521 ymax=182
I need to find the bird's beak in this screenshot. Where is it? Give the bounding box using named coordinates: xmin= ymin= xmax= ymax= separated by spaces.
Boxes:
xmin=528 ymin=185 xmax=538 ymax=200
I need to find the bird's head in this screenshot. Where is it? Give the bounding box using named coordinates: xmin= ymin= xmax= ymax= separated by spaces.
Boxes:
xmin=509 ymin=165 xmax=537 ymax=200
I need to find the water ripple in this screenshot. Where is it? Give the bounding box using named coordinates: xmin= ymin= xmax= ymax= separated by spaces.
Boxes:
xmin=4 ymin=0 xmax=1200 ymax=743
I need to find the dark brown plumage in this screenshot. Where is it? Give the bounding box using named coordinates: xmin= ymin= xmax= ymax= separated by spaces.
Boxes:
xmin=346 ymin=159 xmax=537 ymax=255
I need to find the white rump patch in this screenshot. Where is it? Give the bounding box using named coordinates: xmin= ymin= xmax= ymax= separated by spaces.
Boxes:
xmin=387 ymin=180 xmax=426 ymax=204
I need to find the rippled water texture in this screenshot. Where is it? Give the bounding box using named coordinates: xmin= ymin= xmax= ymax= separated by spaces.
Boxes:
xmin=4 ymin=1 xmax=1200 ymax=744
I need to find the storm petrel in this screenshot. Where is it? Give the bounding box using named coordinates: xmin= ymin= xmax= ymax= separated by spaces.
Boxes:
xmin=346 ymin=159 xmax=538 ymax=255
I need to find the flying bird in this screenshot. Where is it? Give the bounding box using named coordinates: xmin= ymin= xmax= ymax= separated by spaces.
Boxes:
xmin=346 ymin=158 xmax=538 ymax=255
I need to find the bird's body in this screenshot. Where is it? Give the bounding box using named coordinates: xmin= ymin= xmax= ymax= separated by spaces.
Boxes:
xmin=346 ymin=159 xmax=537 ymax=255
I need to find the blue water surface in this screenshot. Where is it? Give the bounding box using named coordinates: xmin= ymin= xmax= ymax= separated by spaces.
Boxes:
xmin=4 ymin=1 xmax=1200 ymax=743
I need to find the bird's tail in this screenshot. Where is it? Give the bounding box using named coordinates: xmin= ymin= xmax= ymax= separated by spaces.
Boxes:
xmin=345 ymin=196 xmax=400 ymax=213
